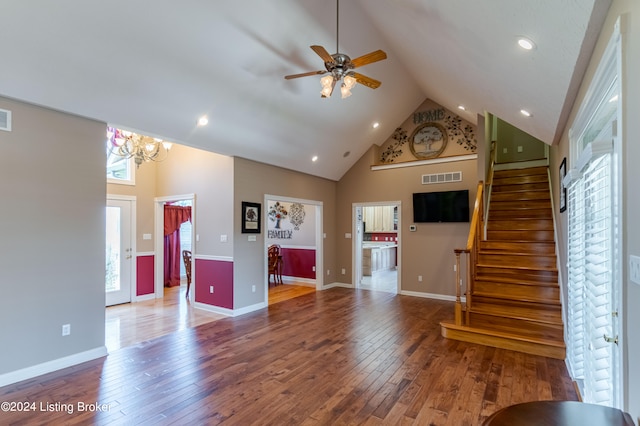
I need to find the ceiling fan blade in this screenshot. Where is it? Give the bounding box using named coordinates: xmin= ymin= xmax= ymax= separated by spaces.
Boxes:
xmin=352 ymin=72 xmax=382 ymax=89
xmin=310 ymin=45 xmax=334 ymax=63
xmin=284 ymin=70 xmax=327 ymax=80
xmin=351 ymin=50 xmax=387 ymax=68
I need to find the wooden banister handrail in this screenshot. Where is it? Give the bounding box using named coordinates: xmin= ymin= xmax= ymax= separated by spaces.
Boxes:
xmin=453 ymin=181 xmax=484 ymax=326
xmin=465 ymin=182 xmax=484 ymax=250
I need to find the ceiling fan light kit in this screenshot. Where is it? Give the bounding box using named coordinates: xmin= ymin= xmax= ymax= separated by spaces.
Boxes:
xmin=284 ymin=0 xmax=387 ymax=98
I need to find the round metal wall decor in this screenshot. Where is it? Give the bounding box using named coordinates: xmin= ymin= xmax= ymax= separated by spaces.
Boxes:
xmin=408 ymin=122 xmax=448 ymax=159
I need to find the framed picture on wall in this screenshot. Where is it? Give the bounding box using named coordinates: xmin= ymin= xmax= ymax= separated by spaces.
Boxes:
xmin=241 ymin=201 xmax=261 ymax=233
xmin=559 ymin=158 xmax=567 ymax=213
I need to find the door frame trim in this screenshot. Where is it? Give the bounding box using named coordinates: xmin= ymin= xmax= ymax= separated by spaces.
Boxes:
xmin=352 ymin=201 xmax=402 ymax=293
xmin=263 ymin=195 xmax=324 ymax=305
xmin=154 ymin=194 xmax=196 ymax=301
xmin=106 ymin=194 xmax=137 ymax=304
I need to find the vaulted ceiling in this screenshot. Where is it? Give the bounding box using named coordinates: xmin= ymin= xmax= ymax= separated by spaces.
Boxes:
xmin=0 ymin=0 xmax=610 ymax=180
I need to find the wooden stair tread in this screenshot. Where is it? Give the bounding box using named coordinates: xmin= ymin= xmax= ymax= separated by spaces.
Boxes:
xmin=440 ymin=320 xmax=566 ymax=359
xmin=475 ymin=276 xmax=559 ymax=287
xmin=470 ymin=304 xmax=562 ymax=324
xmin=440 ymin=320 xmax=565 ymax=347
xmin=472 ymin=290 xmax=560 ymax=305
xmin=477 ymin=263 xmax=557 ymax=272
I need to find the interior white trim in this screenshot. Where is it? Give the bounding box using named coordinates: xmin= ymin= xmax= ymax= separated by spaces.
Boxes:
xmin=154 ymin=194 xmax=196 ymax=302
xmin=0 ymin=346 xmax=107 ymax=388
xmin=194 ymin=254 xmax=233 ymax=262
xmin=370 ymin=154 xmax=477 ymax=171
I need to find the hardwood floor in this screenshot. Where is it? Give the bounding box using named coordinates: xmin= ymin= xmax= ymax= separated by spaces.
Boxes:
xmin=105 ymin=285 xmax=226 ymax=352
xmin=1 ymin=289 xmax=577 ymax=425
xmin=269 ymin=283 xmax=316 ymax=305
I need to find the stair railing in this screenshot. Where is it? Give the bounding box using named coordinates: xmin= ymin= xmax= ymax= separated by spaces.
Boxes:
xmin=483 ymin=141 xmax=498 ymax=239
xmin=453 ymin=181 xmax=484 ymax=325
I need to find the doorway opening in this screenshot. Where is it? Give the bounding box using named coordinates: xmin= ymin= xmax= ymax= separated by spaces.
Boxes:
xmin=353 ymin=202 xmax=401 ymax=294
xmin=154 ymin=194 xmax=196 ymax=301
xmin=264 ymin=195 xmax=323 ymax=305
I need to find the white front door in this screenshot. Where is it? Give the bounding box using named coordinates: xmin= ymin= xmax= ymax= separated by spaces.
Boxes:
xmin=106 ymin=199 xmax=133 ymax=306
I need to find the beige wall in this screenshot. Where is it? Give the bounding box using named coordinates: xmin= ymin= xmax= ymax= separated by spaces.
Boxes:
xmin=156 ymin=144 xmax=234 ymax=257
xmin=495 ymin=118 xmax=547 ymax=163
xmin=233 ymin=157 xmax=336 ymax=309
xmin=107 ymin=161 xmax=157 ymax=253
xmin=336 ymin=146 xmax=477 ymax=295
xmin=550 ymin=0 xmax=640 ymax=419
xmin=0 ymin=96 xmax=106 ymax=374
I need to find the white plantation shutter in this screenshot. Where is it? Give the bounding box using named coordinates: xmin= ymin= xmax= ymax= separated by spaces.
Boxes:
xmin=566 ymin=148 xmax=616 ymax=406
xmin=582 ymin=155 xmax=614 ymax=404
xmin=564 ymin=20 xmax=622 ymax=408
xmin=566 ymin=178 xmax=585 ymax=379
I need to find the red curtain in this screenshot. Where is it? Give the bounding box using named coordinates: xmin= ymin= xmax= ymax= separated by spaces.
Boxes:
xmin=164 ymin=205 xmax=191 ymax=287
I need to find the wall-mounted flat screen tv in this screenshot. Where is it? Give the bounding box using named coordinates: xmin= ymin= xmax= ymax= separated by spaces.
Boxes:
xmin=413 ymin=190 xmax=470 ymax=223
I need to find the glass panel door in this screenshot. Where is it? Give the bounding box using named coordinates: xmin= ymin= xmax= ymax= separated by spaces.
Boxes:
xmin=106 ymin=199 xmax=132 ymax=306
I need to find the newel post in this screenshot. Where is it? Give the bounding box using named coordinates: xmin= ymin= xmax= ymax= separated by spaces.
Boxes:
xmin=454 ymin=249 xmax=464 ymax=325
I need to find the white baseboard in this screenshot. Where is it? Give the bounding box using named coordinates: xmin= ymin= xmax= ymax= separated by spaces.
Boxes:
xmin=281 ymin=276 xmax=316 ymax=287
xmin=134 ymin=293 xmax=155 ymax=302
xmin=0 ymin=346 xmax=108 ymax=388
xmin=193 ymin=301 xmax=267 ymax=317
xmin=193 ymin=302 xmax=234 ymax=317
xmin=400 ymin=290 xmax=462 ymax=302
xmin=232 ymin=301 xmax=267 ymax=316
xmin=322 ymin=282 xmax=354 ymax=290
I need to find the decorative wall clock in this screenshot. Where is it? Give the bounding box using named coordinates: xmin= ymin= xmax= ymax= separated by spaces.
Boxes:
xmin=408 ymin=122 xmax=448 ymax=159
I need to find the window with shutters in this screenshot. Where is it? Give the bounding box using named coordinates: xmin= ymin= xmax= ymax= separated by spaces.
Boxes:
xmin=564 ymin=22 xmax=622 ymax=409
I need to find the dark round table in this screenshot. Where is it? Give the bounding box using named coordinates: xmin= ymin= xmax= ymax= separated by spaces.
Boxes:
xmin=483 ymin=401 xmax=635 ymax=426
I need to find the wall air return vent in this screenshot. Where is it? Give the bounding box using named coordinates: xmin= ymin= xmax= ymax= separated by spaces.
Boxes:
xmin=0 ymin=109 xmax=11 ymax=131
xmin=421 ymin=171 xmax=462 ymax=185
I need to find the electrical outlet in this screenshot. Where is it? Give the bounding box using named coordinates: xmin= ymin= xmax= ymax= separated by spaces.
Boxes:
xmin=418 ymin=275 xmax=423 ymax=282
xmin=453 ymin=264 xmax=457 ymax=272
xmin=327 ymin=269 xmax=330 ymax=276
xmin=630 ymin=255 xmax=640 ymax=285
xmin=210 ymin=285 xmax=214 ymax=293
xmin=220 ymin=234 xmax=227 ymax=242
xmin=252 ymin=285 xmax=256 ymax=293
xmin=62 ymin=324 xmax=70 ymax=336
xmin=517 ymin=145 xmax=523 ymax=152
xmin=312 ymin=266 xmax=316 ymax=272
xmin=503 ymin=148 xmax=508 ymax=154
xmin=341 ymin=268 xmax=346 ymax=275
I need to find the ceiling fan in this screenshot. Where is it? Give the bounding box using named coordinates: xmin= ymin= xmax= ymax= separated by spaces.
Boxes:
xmin=284 ymin=0 xmax=387 ymax=98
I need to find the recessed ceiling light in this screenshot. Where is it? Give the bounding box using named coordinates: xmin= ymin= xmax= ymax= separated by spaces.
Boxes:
xmin=197 ymin=116 xmax=209 ymax=126
xmin=517 ymin=37 xmax=536 ymax=50
xmin=372 ymin=122 xmax=380 ymax=129
xmin=520 ymin=109 xmax=532 ymax=117
xmin=457 ymin=105 xmax=466 ymax=111
xmin=312 ymin=155 xmax=318 ymax=162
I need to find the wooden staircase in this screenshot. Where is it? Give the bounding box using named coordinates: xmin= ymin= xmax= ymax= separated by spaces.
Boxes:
xmin=441 ymin=166 xmax=566 ymax=359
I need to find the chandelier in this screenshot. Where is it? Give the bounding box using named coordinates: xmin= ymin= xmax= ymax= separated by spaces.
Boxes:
xmin=107 ymin=127 xmax=172 ymax=168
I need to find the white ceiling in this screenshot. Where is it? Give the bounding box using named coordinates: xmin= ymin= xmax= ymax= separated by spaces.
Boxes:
xmin=0 ymin=0 xmax=610 ymax=181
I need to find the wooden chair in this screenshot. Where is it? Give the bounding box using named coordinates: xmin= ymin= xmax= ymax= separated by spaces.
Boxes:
xmin=268 ymin=244 xmax=282 ymax=286
xmin=182 ymin=250 xmax=192 ymax=298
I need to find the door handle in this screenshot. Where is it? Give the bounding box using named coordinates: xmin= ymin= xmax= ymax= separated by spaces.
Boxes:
xmin=126 ymin=255 xmax=132 ymax=260
xmin=603 ymin=334 xmax=618 ymax=345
